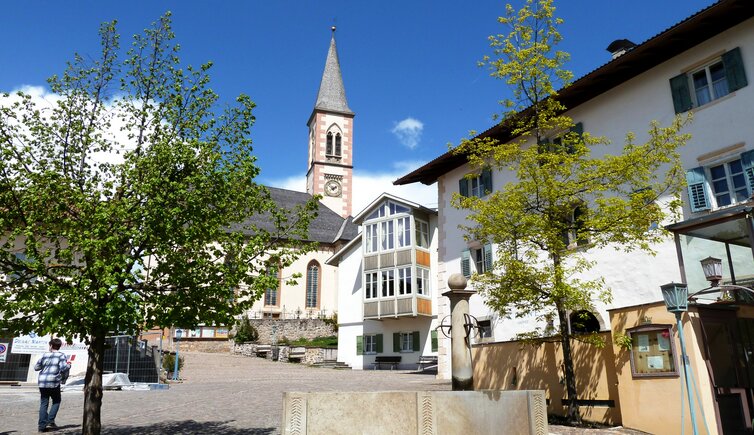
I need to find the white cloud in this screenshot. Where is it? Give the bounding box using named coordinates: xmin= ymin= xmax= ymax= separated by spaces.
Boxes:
xmin=266 ymin=160 xmax=437 ymax=216
xmin=391 ymin=117 xmax=424 ymax=150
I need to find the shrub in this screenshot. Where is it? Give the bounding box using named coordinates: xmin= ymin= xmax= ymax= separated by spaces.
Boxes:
xmin=162 ymin=352 xmax=184 ymax=372
xmin=233 ymin=314 xmax=259 ymax=344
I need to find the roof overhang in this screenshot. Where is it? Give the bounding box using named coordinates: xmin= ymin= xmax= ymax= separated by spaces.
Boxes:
xmin=666 ymin=201 xmax=754 ymax=248
xmin=394 ymin=0 xmax=754 ymax=186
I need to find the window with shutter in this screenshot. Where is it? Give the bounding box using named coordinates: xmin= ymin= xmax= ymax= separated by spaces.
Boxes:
xmin=461 ymin=249 xmax=471 ymax=278
xmin=376 ymin=334 xmax=383 ymax=353
xmin=685 ymin=167 xmax=711 ymax=212
xmin=393 ymin=332 xmax=400 ymax=352
xmin=412 ymin=331 xmax=420 ymax=352
xmin=356 ymin=336 xmax=363 ymax=356
xmin=431 ymin=330 xmax=438 ymax=352
xmin=483 ymin=243 xmax=493 ymax=272
xmin=670 ymin=47 xmax=747 ymax=113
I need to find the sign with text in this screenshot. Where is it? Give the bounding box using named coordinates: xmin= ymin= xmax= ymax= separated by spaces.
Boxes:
xmin=0 ymin=343 xmax=8 ymax=362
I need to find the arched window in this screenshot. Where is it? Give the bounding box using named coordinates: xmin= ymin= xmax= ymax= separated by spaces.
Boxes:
xmin=326 ymin=132 xmax=333 ymax=155
xmin=306 ymin=261 xmax=320 ymax=308
xmin=570 ymin=310 xmax=600 ymax=334
xmin=335 ymin=133 xmax=342 ymax=156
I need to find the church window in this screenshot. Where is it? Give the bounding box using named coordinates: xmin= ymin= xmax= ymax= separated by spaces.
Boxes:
xmin=335 ymin=133 xmax=342 ymax=156
xmin=326 ymin=132 xmax=333 ymax=155
xmin=306 ymin=261 xmax=320 ymax=308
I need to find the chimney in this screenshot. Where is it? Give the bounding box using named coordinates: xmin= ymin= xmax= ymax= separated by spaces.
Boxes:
xmin=606 ymin=39 xmax=637 ymax=60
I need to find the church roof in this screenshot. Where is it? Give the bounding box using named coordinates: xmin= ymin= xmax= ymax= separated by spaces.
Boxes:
xmin=313 ymin=29 xmax=353 ymax=115
xmin=230 ymin=186 xmax=357 ymax=245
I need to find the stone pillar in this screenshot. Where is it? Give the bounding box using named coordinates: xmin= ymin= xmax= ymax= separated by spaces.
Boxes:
xmin=442 ymin=274 xmax=476 ymax=391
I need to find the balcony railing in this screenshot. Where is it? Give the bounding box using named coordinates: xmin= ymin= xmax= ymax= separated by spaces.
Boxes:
xmin=364 ymin=295 xmax=432 ymax=320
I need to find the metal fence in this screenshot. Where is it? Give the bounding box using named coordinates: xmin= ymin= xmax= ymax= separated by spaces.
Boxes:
xmin=246 ymin=308 xmax=336 ymax=320
xmin=103 ymin=335 xmax=159 ymax=383
xmin=0 ymin=337 xmax=31 ymax=382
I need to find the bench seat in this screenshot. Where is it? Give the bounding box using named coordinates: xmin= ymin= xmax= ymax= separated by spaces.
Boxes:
xmin=372 ymin=356 xmax=401 ymax=370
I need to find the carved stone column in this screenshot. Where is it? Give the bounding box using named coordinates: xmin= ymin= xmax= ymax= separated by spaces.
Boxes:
xmin=442 ymin=273 xmax=476 ymax=391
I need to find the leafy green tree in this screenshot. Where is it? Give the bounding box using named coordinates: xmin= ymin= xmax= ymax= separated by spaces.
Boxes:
xmin=233 ymin=314 xmax=259 ymax=344
xmin=455 ymin=0 xmax=690 ymax=423
xmin=0 ymin=14 xmax=316 ymax=434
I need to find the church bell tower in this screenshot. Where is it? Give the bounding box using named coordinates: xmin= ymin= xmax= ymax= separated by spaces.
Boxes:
xmin=306 ymin=27 xmax=354 ymax=218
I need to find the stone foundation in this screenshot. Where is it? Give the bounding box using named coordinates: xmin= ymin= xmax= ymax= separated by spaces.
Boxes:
xmin=248 ymin=318 xmax=335 ymax=344
xmin=232 ymin=343 xmax=337 ymax=365
xmin=178 ymin=340 xmax=231 ymax=353
xmin=282 ymin=390 xmax=548 ymax=435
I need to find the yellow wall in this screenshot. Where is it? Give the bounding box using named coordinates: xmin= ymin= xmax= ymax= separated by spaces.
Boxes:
xmin=472 ymin=332 xmax=621 ymax=424
xmin=609 ymin=302 xmax=718 ymax=435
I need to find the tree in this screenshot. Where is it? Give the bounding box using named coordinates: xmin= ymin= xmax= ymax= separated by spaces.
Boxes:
xmin=0 ymin=14 xmax=317 ymax=434
xmin=454 ymin=0 xmax=690 ymax=424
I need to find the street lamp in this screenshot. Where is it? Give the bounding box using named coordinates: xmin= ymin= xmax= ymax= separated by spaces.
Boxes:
xmin=172 ymin=329 xmax=182 ymax=381
xmin=699 ymin=256 xmax=723 ymax=287
xmin=659 ymin=282 xmax=698 ymax=435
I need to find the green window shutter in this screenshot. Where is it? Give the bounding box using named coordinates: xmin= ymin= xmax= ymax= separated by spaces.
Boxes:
xmin=481 ymin=168 xmax=493 ymax=195
xmin=461 ymin=249 xmax=471 ymax=278
xmin=723 ymin=47 xmax=748 ymax=92
xmin=393 ymin=333 xmax=401 ymax=352
xmin=412 ymin=331 xmax=421 ymax=352
xmin=685 ymin=167 xmax=711 ymax=212
xmin=459 ymin=177 xmax=469 ymax=197
xmin=356 ymin=336 xmax=363 ymax=355
xmin=740 ymin=150 xmax=754 ymax=193
xmin=431 ymin=330 xmax=438 ymax=352
xmin=376 ymin=334 xmax=383 ymax=353
xmin=567 ymin=122 xmax=584 ymax=153
xmin=483 ymin=243 xmax=493 ymax=272
xmin=570 ymin=122 xmax=584 ymax=136
xmin=537 ymin=138 xmax=551 ymax=154
xmin=670 ymin=73 xmax=693 ymax=114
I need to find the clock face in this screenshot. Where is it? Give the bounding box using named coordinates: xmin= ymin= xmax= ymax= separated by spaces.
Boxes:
xmin=325 ymin=180 xmax=342 ymax=197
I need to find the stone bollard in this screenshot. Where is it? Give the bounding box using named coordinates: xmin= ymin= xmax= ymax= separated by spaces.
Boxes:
xmin=442 ymin=273 xmax=476 ymax=391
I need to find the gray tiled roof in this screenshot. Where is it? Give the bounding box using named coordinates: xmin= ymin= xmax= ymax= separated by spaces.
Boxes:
xmin=230 ymin=186 xmax=357 ymax=245
xmin=314 ymin=33 xmax=353 ymax=115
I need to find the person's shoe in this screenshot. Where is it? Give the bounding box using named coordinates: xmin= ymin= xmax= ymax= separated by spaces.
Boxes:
xmin=46 ymin=422 xmax=58 ymax=430
xmin=37 ymin=428 xmax=48 ymax=433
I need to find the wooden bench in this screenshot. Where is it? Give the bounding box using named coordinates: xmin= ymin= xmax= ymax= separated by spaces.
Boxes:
xmin=372 ymin=356 xmax=401 ymax=370
xmin=417 ymin=355 xmax=438 ymax=372
xmin=255 ymin=344 xmax=271 ymax=357
xmin=288 ymin=347 xmax=306 ymax=363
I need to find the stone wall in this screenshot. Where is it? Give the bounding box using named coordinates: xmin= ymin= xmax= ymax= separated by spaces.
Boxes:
xmin=178 ymin=340 xmax=231 ymax=353
xmin=232 ymin=343 xmax=337 ymax=365
xmin=248 ymin=318 xmax=335 ymax=344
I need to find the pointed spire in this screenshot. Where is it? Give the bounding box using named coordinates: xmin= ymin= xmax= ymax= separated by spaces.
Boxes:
xmin=314 ymin=27 xmax=353 ymax=115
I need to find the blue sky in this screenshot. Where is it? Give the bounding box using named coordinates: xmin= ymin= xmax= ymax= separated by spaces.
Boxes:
xmin=2 ymin=1 xmax=714 ymax=211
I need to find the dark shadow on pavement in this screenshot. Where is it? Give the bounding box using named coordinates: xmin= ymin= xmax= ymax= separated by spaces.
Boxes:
xmin=51 ymin=420 xmax=275 ymax=435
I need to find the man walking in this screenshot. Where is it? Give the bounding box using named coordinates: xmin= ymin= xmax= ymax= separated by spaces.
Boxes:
xmin=34 ymin=338 xmax=70 ymax=432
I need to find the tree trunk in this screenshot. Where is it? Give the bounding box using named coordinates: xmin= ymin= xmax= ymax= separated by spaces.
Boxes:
xmin=82 ymin=331 xmax=106 ymax=435
xmin=557 ymin=303 xmax=581 ymax=425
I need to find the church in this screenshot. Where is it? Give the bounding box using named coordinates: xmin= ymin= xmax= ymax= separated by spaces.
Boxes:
xmin=243 ymin=28 xmax=360 ymax=321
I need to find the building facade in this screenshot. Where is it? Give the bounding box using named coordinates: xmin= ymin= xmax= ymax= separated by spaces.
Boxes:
xmin=329 ymin=194 xmax=439 ymax=370
xmin=396 ymin=1 xmax=754 ymax=433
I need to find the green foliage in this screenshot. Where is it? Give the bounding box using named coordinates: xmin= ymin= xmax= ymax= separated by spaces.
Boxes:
xmin=288 ymin=335 xmax=338 ymax=348
xmin=0 ymin=13 xmax=317 ymax=433
xmin=453 ymin=0 xmax=690 ymax=424
xmin=322 ymin=311 xmax=338 ymax=333
xmin=233 ymin=315 xmax=259 ymax=344
xmin=162 ymin=352 xmax=185 ymax=372
xmin=614 ymin=333 xmax=633 ymax=350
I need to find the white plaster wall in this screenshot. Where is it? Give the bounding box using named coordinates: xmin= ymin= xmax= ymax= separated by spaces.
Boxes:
xmin=335 ymin=239 xmax=364 ymax=368
xmin=436 ymin=18 xmax=754 ymax=342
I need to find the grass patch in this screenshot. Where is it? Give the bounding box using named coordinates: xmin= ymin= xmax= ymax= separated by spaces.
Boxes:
xmin=286 ymin=336 xmax=338 ymax=348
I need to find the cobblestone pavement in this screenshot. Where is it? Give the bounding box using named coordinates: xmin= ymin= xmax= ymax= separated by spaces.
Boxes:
xmin=0 ymin=352 xmax=648 ymax=434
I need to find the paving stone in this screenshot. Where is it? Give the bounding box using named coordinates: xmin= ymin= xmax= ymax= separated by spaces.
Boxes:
xmin=0 ymin=352 xmax=647 ymax=434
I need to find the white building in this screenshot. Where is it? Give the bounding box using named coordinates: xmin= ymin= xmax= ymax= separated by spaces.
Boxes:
xmin=328 ymin=194 xmax=439 ymax=370
xmin=396 ymin=0 xmax=754 ymax=382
